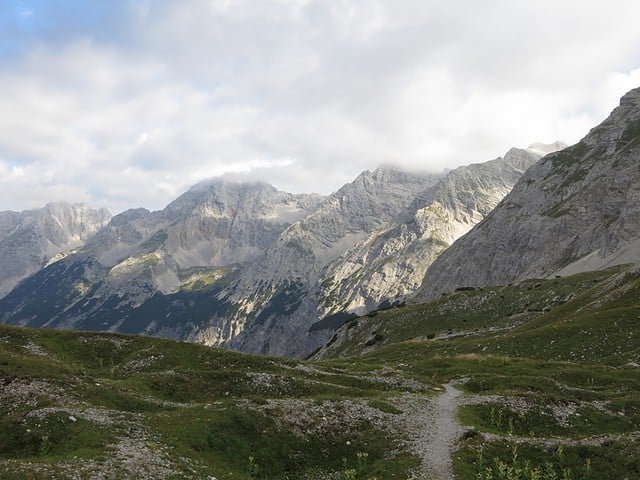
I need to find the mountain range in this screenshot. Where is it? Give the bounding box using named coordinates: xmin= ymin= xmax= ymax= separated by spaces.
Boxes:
xmin=0 ymin=141 xmax=563 ymax=358
xmin=1 ymin=87 xmax=639 ymax=360
xmin=1 ymin=87 xmax=639 ymax=480
xmin=0 ymin=203 xmax=111 ymax=298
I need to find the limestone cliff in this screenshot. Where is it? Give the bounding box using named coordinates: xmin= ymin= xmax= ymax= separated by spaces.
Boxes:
xmin=414 ymin=88 xmax=640 ymax=301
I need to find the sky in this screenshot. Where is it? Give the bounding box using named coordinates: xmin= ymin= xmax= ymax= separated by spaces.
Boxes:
xmin=1 ymin=0 xmax=640 ymax=214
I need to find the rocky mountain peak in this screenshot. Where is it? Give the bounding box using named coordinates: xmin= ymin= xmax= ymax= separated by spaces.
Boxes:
xmin=0 ymin=203 xmax=112 ymax=298
xmin=581 ymin=86 xmax=640 ymax=153
xmin=39 ymin=203 xmax=112 ymax=237
xmin=108 ymin=208 xmax=151 ymax=227
xmin=619 ymin=86 xmax=640 ymax=106
xmin=414 ymin=87 xmax=640 ymax=301
xmin=501 ymin=142 xmax=567 ymax=172
xmin=164 ymin=179 xmax=321 ymax=224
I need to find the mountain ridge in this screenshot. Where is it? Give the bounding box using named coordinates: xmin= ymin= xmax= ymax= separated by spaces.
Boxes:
xmin=414 ymin=87 xmax=640 ymax=302
xmin=0 ymin=142 xmax=563 ymax=358
xmin=0 ymin=202 xmax=111 ymax=298
xmin=187 ymin=145 xmax=561 ymax=357
xmin=314 ymin=144 xmax=556 ymax=318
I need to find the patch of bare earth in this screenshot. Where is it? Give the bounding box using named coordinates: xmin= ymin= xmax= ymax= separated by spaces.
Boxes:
xmin=391 ymin=382 xmax=467 ymax=480
xmin=0 ymin=377 xmax=204 ymax=479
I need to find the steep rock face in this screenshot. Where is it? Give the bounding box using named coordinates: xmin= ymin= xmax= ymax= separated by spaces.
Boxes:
xmin=194 ymin=168 xmax=439 ymax=356
xmin=0 ymin=182 xmax=322 ymax=331
xmin=189 ymin=148 xmax=561 ymax=358
xmin=84 ymin=181 xmax=321 ymax=271
xmin=317 ymin=145 xmax=560 ymax=316
xmin=0 ymin=203 xmax=111 ymax=298
xmin=161 ymin=180 xmax=323 ymax=270
xmin=415 ymin=88 xmax=640 ymax=301
xmin=229 ymin=168 xmax=436 ymax=289
xmin=0 ymin=139 xmax=565 ymax=359
xmin=95 ymin=181 xmax=322 ymax=307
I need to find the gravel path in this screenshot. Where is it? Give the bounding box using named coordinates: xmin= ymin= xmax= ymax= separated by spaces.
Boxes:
xmin=393 ymin=382 xmax=466 ymax=480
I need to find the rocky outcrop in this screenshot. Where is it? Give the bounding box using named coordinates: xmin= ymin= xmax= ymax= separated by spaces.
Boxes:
xmin=194 ymin=168 xmax=439 ymax=356
xmin=0 ymin=138 xmax=565 ymax=358
xmin=316 ymin=145 xmax=559 ymax=317
xmin=414 ymin=88 xmax=640 ymax=301
xmin=188 ymin=147 xmax=562 ymax=358
xmin=0 ymin=203 xmax=111 ymax=298
xmin=0 ymin=181 xmax=322 ymax=332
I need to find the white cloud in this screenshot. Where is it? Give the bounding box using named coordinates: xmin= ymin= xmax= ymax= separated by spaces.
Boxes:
xmin=1 ymin=0 xmax=640 ymax=213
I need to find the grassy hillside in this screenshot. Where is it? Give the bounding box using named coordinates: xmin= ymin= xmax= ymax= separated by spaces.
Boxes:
xmin=1 ymin=263 xmax=639 ymax=479
xmin=316 ymin=265 xmax=639 ymax=364
xmin=0 ymin=326 xmax=421 ymax=479
xmin=315 ymin=264 xmax=640 ymax=479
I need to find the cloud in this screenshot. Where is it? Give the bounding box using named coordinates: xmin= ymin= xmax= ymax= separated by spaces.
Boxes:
xmin=1 ymin=0 xmax=640 ymax=213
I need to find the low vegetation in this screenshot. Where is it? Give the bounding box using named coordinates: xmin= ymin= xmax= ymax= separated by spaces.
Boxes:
xmin=1 ymin=264 xmax=639 ymax=478
xmin=0 ymin=325 xmax=419 ymax=479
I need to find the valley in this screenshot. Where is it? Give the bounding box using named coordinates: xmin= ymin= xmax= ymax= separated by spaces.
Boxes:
xmin=2 ymin=3 xmax=640 ymax=479
xmin=0 ymin=145 xmax=557 ymax=359
xmin=1 ymin=262 xmax=638 ymax=479
xmin=1 ymin=84 xmax=639 ymax=480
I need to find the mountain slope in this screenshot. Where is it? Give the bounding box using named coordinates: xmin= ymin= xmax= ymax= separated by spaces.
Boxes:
xmin=415 ymin=87 xmax=640 ymax=301
xmin=191 ymin=147 xmax=561 ymax=358
xmin=0 ymin=147 xmax=557 ymax=359
xmin=315 ymin=263 xmax=640 ymax=363
xmin=316 ymin=145 xmax=562 ymax=317
xmin=196 ymin=168 xmax=439 ymax=356
xmin=0 ymin=203 xmax=111 ymax=298
xmin=1 ymin=260 xmax=638 ymax=479
xmin=0 ymin=324 xmax=421 ymax=479
xmin=0 ymin=182 xmax=321 ymax=333
xmin=82 ymin=180 xmax=322 ymax=277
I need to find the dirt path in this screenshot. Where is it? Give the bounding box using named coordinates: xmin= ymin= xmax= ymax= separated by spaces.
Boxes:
xmin=388 ymin=380 xmax=640 ymax=480
xmin=393 ymin=382 xmax=466 ymax=480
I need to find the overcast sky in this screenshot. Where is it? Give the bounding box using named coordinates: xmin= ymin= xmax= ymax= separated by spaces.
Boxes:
xmin=1 ymin=0 xmax=640 ymax=214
